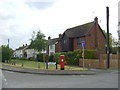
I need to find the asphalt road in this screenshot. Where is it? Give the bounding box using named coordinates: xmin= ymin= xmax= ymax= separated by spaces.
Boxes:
xmin=0 ymin=69 xmax=7 ymax=89
xmin=2 ymin=69 xmax=119 ymax=88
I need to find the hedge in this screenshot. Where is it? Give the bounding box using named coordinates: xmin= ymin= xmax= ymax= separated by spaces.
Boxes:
xmin=53 ymin=49 xmax=97 ymax=66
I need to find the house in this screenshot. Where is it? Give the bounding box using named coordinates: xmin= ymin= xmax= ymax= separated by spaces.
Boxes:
xmin=13 ymin=44 xmax=39 ymax=59
xmin=26 ymin=48 xmax=39 ymax=59
xmin=13 ymin=44 xmax=27 ymax=58
xmin=48 ymin=17 xmax=106 ymax=56
xmin=48 ymin=34 xmax=62 ymax=55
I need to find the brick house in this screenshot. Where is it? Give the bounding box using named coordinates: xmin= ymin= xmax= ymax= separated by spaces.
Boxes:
xmin=48 ymin=17 xmax=106 ymax=56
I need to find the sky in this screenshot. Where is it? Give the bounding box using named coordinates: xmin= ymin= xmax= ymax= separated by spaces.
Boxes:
xmin=0 ymin=0 xmax=119 ymax=50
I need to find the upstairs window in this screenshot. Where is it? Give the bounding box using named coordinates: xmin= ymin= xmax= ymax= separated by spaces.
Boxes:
xmin=50 ymin=45 xmax=54 ymax=49
xmin=63 ymin=39 xmax=67 ymax=44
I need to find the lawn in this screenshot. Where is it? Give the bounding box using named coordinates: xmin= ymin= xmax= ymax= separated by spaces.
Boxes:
xmin=2 ymin=59 xmax=87 ymax=71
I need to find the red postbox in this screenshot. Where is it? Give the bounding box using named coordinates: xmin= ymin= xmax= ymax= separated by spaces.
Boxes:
xmin=60 ymin=55 xmax=65 ymax=70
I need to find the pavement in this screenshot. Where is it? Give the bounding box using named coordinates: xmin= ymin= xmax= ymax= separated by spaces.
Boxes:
xmin=1 ymin=65 xmax=97 ymax=75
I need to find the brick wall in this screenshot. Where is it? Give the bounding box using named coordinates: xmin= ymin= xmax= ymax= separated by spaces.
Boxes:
xmin=73 ymin=24 xmax=106 ymax=56
xmin=55 ymin=42 xmax=62 ymax=53
xmin=79 ymin=54 xmax=119 ymax=69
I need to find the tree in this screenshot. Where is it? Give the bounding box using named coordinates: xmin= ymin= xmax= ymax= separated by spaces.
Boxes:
xmin=103 ymin=30 xmax=119 ymax=54
xmin=0 ymin=45 xmax=12 ymax=62
xmin=102 ymin=30 xmax=113 ymax=47
xmin=29 ymin=30 xmax=48 ymax=52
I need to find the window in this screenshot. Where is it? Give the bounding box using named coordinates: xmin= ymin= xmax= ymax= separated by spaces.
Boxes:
xmin=63 ymin=39 xmax=67 ymax=44
xmin=50 ymin=45 xmax=53 ymax=49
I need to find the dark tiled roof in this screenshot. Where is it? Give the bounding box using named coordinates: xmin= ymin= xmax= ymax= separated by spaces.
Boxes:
xmin=15 ymin=45 xmax=28 ymax=50
xmin=48 ymin=38 xmax=59 ymax=45
xmin=65 ymin=22 xmax=95 ymax=38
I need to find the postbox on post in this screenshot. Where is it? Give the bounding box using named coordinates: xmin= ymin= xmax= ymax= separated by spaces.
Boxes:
xmin=60 ymin=55 xmax=65 ymax=70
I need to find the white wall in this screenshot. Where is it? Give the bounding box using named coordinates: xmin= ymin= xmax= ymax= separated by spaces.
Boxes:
xmin=49 ymin=44 xmax=55 ymax=55
xmin=26 ymin=49 xmax=39 ymax=59
xmin=14 ymin=50 xmax=22 ymax=58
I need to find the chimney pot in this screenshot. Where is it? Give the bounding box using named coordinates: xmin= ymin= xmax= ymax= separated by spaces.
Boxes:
xmin=48 ymin=36 xmax=51 ymax=40
xmin=59 ymin=34 xmax=62 ymax=38
xmin=94 ymin=17 xmax=98 ymax=24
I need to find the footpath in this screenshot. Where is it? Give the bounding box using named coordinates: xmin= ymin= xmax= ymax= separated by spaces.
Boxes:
xmin=1 ymin=65 xmax=96 ymax=75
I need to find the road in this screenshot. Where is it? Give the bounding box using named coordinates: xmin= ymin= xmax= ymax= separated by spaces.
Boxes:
xmin=0 ymin=69 xmax=7 ymax=89
xmin=2 ymin=69 xmax=119 ymax=88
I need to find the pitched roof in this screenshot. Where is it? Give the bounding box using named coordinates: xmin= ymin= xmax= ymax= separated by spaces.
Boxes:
xmin=15 ymin=45 xmax=28 ymax=50
xmin=48 ymin=38 xmax=59 ymax=45
xmin=64 ymin=22 xmax=95 ymax=38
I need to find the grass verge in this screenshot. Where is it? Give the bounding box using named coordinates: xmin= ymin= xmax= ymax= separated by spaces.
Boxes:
xmin=2 ymin=60 xmax=89 ymax=71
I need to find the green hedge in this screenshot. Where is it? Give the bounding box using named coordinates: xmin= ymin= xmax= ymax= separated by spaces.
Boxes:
xmin=53 ymin=49 xmax=97 ymax=66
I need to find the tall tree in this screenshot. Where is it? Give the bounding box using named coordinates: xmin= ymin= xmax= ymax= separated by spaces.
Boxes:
xmin=29 ymin=30 xmax=48 ymax=52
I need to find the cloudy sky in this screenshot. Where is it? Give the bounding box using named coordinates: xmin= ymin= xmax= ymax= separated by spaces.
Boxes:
xmin=0 ymin=0 xmax=119 ymax=49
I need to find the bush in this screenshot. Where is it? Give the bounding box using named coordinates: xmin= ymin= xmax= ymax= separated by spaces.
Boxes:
xmin=53 ymin=49 xmax=97 ymax=66
xmin=84 ymin=49 xmax=97 ymax=59
xmin=27 ymin=57 xmax=36 ymax=61
xmin=18 ymin=57 xmax=27 ymax=60
xmin=49 ymin=55 xmax=54 ymax=62
xmin=45 ymin=54 xmax=49 ymax=62
xmin=1 ymin=45 xmax=12 ymax=62
xmin=37 ymin=53 xmax=43 ymax=62
xmin=53 ymin=53 xmax=61 ymax=63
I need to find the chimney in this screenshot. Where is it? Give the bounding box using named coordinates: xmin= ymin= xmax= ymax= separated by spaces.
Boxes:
xmin=59 ymin=34 xmax=62 ymax=38
xmin=94 ymin=17 xmax=98 ymax=25
xmin=48 ymin=36 xmax=51 ymax=40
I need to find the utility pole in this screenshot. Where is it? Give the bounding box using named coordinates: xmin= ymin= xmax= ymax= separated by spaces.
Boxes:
xmin=106 ymin=6 xmax=110 ymax=69
xmin=8 ymin=39 xmax=9 ymax=48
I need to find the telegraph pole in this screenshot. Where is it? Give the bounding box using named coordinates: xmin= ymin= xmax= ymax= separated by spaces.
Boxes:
xmin=106 ymin=6 xmax=110 ymax=69
xmin=8 ymin=39 xmax=10 ymax=48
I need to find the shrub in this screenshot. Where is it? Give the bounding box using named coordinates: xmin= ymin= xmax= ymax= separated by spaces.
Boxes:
xmin=45 ymin=54 xmax=49 ymax=62
xmin=49 ymin=55 xmax=54 ymax=62
xmin=28 ymin=57 xmax=36 ymax=61
xmin=84 ymin=49 xmax=97 ymax=59
xmin=18 ymin=57 xmax=27 ymax=60
xmin=37 ymin=53 xmax=43 ymax=62
xmin=1 ymin=45 xmax=12 ymax=62
xmin=54 ymin=49 xmax=97 ymax=66
xmin=53 ymin=53 xmax=61 ymax=63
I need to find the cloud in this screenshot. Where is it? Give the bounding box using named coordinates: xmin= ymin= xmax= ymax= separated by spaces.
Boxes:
xmin=0 ymin=0 xmax=57 ymax=49
xmin=0 ymin=0 xmax=119 ymax=49
xmin=26 ymin=2 xmax=55 ymax=10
